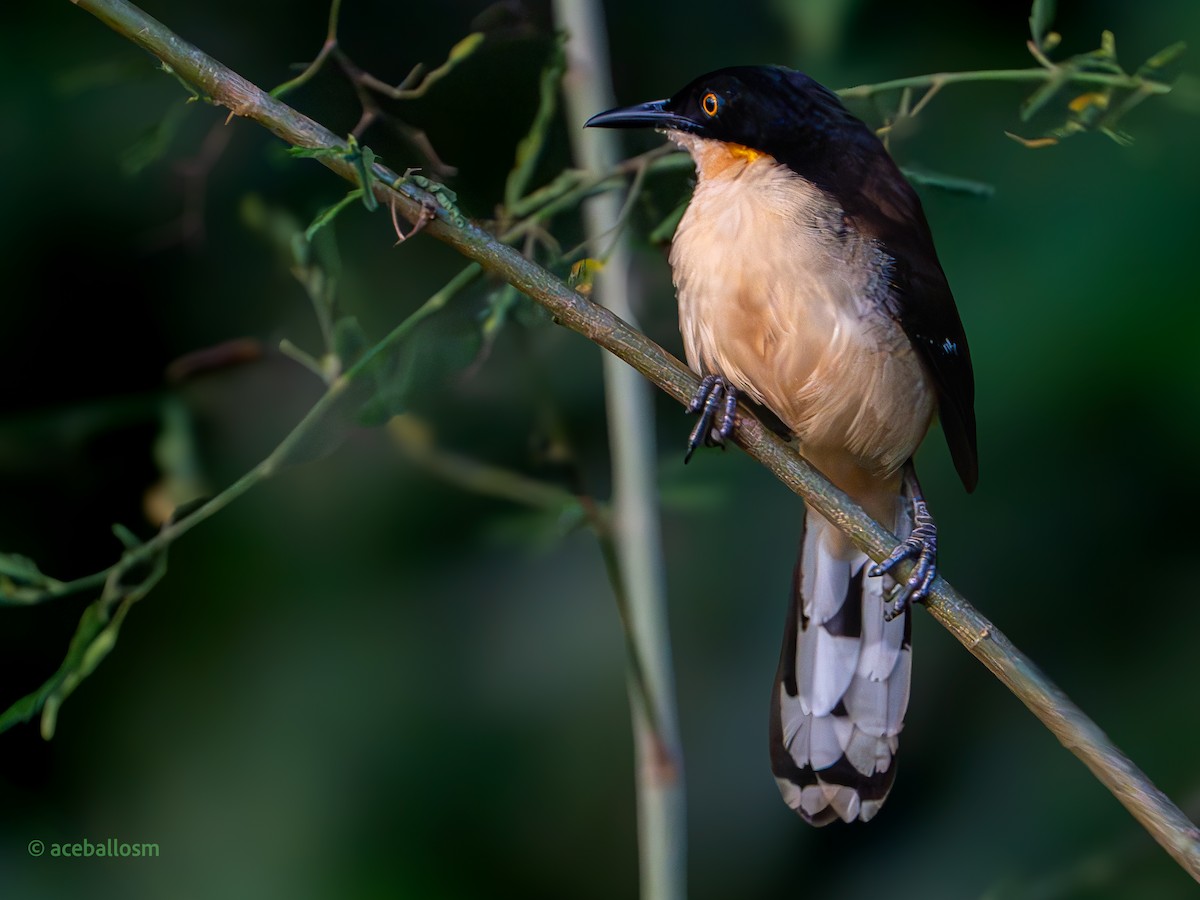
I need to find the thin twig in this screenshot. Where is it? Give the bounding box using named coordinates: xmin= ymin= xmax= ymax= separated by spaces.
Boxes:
xmin=387 ymin=415 xmax=582 ymax=512
xmin=65 ymin=0 xmax=1200 ymax=882
xmin=563 ymin=154 xmax=651 ymax=263
xmin=357 ymin=32 xmax=484 ymax=100
xmin=268 ymin=0 xmax=466 ymax=175
xmin=269 ymin=0 xmax=342 ymax=98
xmin=839 ymin=65 xmax=1172 ymax=102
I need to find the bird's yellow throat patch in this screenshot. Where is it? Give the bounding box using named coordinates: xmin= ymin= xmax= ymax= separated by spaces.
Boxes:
xmin=695 ymin=140 xmax=772 ymax=178
xmin=668 ymin=131 xmax=775 ymax=180
xmin=727 ymin=143 xmax=767 ymax=163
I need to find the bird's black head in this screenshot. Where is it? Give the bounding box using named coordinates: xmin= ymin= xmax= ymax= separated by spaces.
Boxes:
xmin=585 ymin=66 xmax=865 ymax=170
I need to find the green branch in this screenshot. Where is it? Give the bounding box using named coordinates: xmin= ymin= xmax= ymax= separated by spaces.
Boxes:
xmin=56 ymin=0 xmax=1200 ymax=884
xmin=839 ymin=65 xmax=1173 ymax=100
xmin=839 ymin=23 xmax=1184 ymax=147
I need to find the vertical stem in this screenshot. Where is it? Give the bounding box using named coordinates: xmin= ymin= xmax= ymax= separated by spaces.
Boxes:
xmin=550 ymin=3 xmax=686 ymax=898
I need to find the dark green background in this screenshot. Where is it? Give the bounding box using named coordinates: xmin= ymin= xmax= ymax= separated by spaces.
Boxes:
xmin=3 ymin=1 xmax=1200 ymax=897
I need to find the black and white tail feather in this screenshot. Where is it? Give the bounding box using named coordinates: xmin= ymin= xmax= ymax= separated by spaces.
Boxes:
xmin=769 ymin=490 xmax=914 ymax=825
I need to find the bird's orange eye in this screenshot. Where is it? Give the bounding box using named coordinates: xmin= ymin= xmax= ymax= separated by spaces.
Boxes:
xmin=701 ymin=92 xmax=721 ymax=117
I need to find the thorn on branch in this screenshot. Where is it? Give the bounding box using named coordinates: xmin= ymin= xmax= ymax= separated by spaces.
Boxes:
xmin=390 ymin=194 xmax=435 ymax=244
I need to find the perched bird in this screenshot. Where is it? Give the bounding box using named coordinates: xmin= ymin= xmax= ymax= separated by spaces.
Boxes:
xmin=586 ymin=66 xmax=977 ymax=825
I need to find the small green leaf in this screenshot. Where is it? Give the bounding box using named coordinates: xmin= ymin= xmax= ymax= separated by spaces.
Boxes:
xmin=358 ymin=149 xmax=379 ymax=210
xmin=0 ymin=552 xmax=65 ymax=605
xmin=0 ymin=602 xmax=110 ymax=736
xmin=0 ymin=690 xmax=46 ymax=734
xmin=1137 ymin=41 xmax=1187 ymax=79
xmin=448 ymin=32 xmax=485 ymax=63
xmin=1029 ymin=0 xmax=1057 ymax=48
xmin=0 ymin=553 xmax=49 ymax=584
xmin=291 ymin=139 xmax=379 ymax=211
xmin=348 ymin=139 xmax=379 ymax=212
xmin=41 ymin=615 xmax=123 ymax=740
xmin=1075 ymin=33 xmax=1124 ymax=75
xmin=1100 ymin=29 xmax=1116 ymax=59
xmin=1099 ymin=127 xmax=1134 ymax=146
xmin=111 ymin=523 xmax=141 ymax=550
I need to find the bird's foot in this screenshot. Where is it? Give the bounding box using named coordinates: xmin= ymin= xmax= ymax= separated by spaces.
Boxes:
xmin=869 ymin=496 xmax=937 ymax=622
xmin=684 ymin=374 xmax=738 ymax=463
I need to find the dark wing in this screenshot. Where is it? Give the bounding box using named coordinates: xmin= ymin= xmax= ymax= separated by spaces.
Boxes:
xmin=888 ymin=250 xmax=978 ymax=493
xmin=808 ymin=120 xmax=978 ymax=491
xmin=760 ymin=72 xmax=978 ymax=490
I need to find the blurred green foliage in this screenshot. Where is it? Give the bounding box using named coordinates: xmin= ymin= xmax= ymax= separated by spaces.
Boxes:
xmin=2 ymin=1 xmax=1200 ymax=898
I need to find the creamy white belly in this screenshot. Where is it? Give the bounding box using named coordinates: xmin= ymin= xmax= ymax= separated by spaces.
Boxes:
xmin=667 ymin=134 xmax=934 ymax=480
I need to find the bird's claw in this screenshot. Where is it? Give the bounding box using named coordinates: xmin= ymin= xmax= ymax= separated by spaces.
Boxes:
xmin=869 ymin=498 xmax=937 ymax=621
xmin=684 ymin=375 xmax=738 ymax=463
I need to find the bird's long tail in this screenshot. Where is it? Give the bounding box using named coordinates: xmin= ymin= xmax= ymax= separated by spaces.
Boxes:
xmin=769 ymin=493 xmax=914 ymax=825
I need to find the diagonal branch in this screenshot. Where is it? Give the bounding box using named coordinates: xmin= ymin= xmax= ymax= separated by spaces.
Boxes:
xmin=69 ymin=0 xmax=1200 ymax=881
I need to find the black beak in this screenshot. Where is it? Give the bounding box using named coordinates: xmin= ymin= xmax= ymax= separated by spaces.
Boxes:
xmin=584 ymin=99 xmax=691 ymax=131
